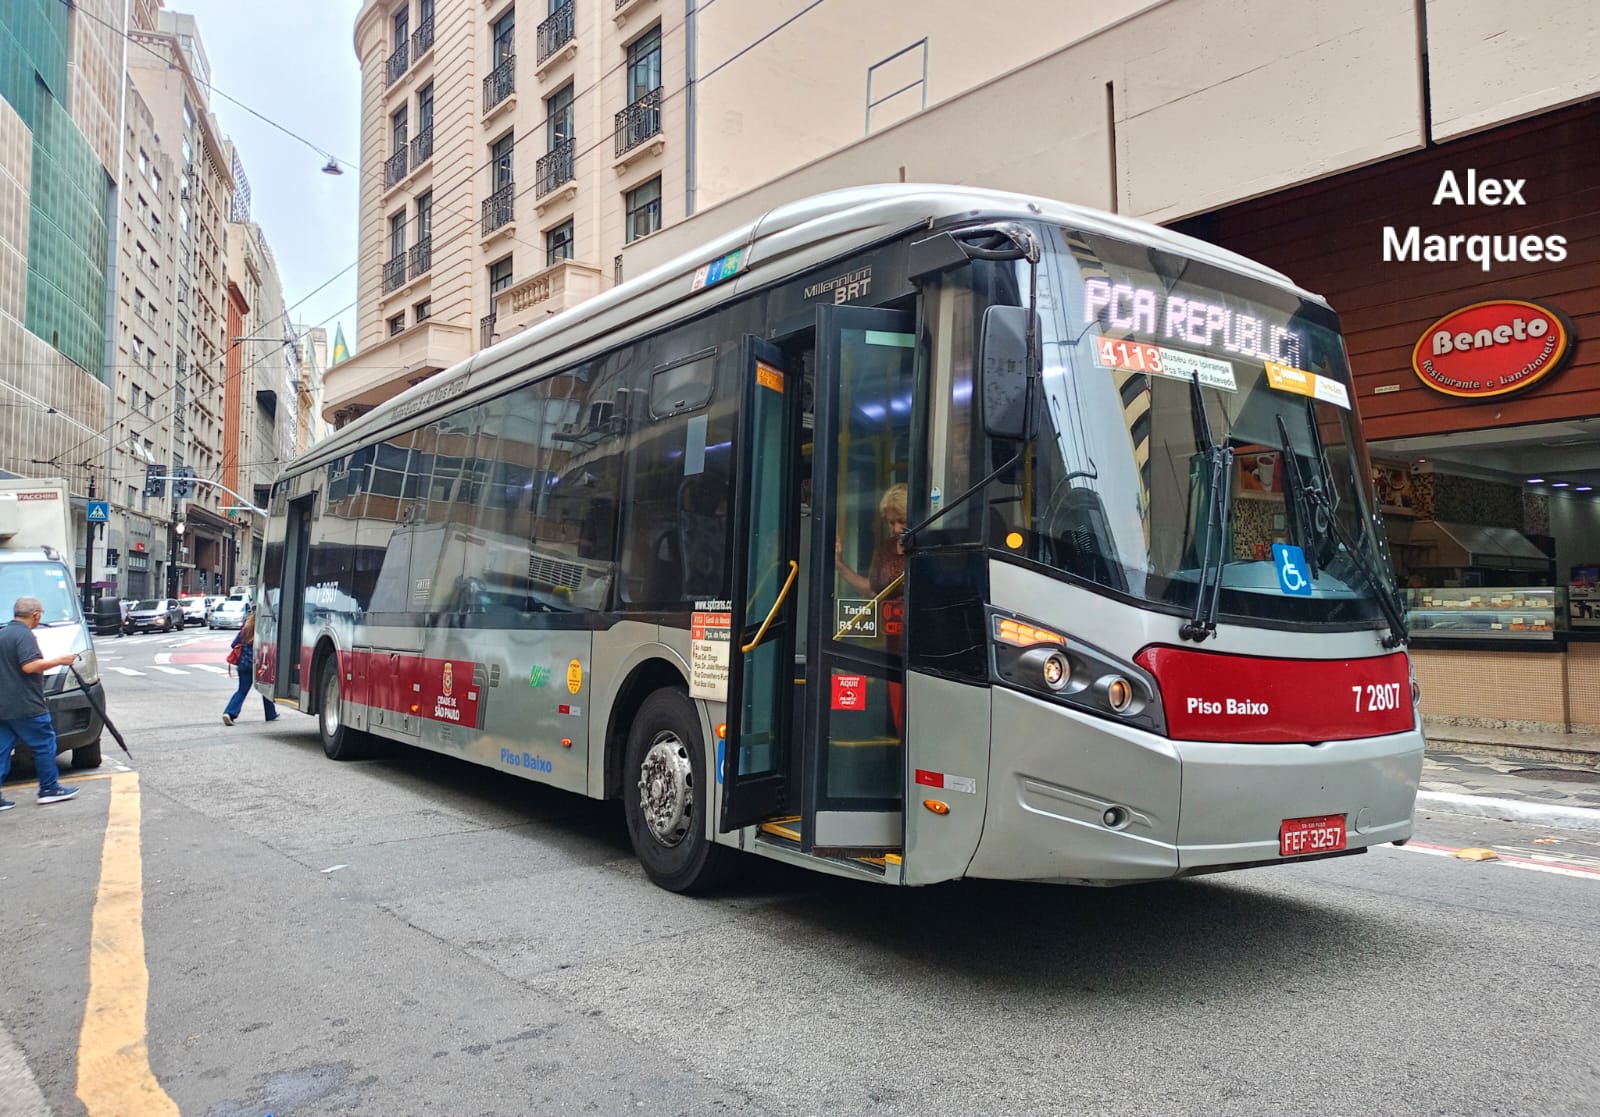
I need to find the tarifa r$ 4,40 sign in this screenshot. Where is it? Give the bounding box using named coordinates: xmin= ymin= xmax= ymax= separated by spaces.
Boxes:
xmin=1411 ymin=299 xmax=1574 ymax=399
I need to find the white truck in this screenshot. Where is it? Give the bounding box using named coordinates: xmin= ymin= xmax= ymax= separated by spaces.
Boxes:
xmin=0 ymin=478 xmax=104 ymax=769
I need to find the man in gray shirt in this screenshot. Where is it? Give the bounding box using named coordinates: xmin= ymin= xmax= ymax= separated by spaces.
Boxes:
xmin=0 ymin=596 xmax=81 ymax=808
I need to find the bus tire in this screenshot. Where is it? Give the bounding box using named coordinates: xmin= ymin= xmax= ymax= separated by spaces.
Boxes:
xmin=623 ymin=688 xmax=735 ymax=893
xmin=71 ymin=739 xmax=103 ymax=769
xmin=317 ymin=658 xmax=369 ymax=761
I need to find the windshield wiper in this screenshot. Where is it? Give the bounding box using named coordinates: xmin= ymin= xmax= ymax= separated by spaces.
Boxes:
xmin=1275 ymin=410 xmax=1409 ymax=648
xmin=1179 ymin=371 xmax=1233 ymax=642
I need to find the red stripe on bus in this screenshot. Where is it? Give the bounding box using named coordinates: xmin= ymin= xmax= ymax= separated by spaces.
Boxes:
xmin=327 ymin=647 xmax=484 ymax=729
xmin=1135 ymin=646 xmax=1413 ymax=743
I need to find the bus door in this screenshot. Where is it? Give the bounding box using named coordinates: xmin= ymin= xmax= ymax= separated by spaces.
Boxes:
xmin=274 ymin=492 xmax=315 ymax=704
xmin=721 ymin=337 xmax=800 ymax=830
xmin=802 ymin=306 xmax=915 ymax=853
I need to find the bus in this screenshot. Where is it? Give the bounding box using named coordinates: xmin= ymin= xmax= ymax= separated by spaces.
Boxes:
xmin=255 ymin=184 xmax=1423 ymax=892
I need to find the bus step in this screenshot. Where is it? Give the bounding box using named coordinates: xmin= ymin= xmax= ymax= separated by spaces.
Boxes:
xmin=757 ymin=816 xmax=802 ymax=843
xmin=756 ymin=819 xmax=902 ymax=875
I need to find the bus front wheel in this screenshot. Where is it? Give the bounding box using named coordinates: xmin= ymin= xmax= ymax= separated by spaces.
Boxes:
xmin=623 ymin=688 xmax=735 ymax=893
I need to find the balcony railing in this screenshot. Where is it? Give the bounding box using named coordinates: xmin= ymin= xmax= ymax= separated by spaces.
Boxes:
xmin=384 ymin=148 xmax=409 ymax=189
xmin=410 ymin=125 xmax=433 ymax=166
xmin=408 ymin=237 xmax=432 ymax=280
xmin=536 ymin=140 xmax=575 ymax=198
xmin=411 ymin=17 xmax=434 ymax=58
xmin=481 ymin=182 xmax=514 ymax=235
xmin=614 ymin=86 xmax=662 ymax=157
xmin=480 ymin=313 xmax=497 ymax=349
xmin=383 ymin=254 xmax=407 ymax=293
xmin=537 ymin=2 xmax=575 ymax=62
xmin=483 ymin=55 xmax=515 ymax=113
xmin=385 ymin=41 xmax=409 ymax=86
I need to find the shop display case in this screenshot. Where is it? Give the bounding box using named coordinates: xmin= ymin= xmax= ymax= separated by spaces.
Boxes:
xmin=1403 ymin=587 xmax=1561 ymax=641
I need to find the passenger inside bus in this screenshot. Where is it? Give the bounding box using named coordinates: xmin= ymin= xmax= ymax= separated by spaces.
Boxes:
xmin=834 ymin=482 xmax=908 ymax=736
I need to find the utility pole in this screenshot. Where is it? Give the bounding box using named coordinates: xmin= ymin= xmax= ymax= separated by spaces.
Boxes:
xmin=83 ymin=469 xmax=97 ymax=613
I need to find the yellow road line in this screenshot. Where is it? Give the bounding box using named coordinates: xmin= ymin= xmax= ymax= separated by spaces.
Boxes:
xmin=75 ymin=771 xmax=179 ymax=1116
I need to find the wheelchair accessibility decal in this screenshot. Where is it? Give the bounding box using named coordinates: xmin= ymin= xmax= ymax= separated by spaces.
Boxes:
xmin=1272 ymin=543 xmax=1313 ymax=596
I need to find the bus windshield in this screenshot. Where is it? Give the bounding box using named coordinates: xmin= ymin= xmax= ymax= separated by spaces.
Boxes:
xmin=997 ymin=225 xmax=1390 ymax=629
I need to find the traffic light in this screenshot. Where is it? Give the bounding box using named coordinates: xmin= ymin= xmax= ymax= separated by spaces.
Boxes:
xmin=173 ymin=466 xmax=196 ymax=499
xmin=143 ymin=463 xmax=165 ymax=498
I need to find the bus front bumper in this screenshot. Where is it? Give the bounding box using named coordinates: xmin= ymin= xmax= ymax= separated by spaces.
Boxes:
xmin=965 ymin=688 xmax=1424 ymax=885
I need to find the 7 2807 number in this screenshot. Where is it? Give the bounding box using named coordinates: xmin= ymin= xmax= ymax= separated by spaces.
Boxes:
xmin=1352 ymin=682 xmax=1402 ymax=712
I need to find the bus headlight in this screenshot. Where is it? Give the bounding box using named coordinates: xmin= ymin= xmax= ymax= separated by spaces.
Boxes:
xmin=1017 ymin=647 xmax=1071 ymax=691
xmin=990 ymin=609 xmax=1166 ymax=734
xmin=1104 ymin=675 xmax=1134 ymax=713
xmin=1040 ymin=651 xmax=1069 ymax=691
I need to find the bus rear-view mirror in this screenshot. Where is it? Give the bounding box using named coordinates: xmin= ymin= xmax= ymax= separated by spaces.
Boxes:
xmin=980 ymin=305 xmax=1039 ymax=441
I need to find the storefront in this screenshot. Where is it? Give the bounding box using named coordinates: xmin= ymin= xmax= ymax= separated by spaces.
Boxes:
xmin=1176 ymin=101 xmax=1600 ymax=733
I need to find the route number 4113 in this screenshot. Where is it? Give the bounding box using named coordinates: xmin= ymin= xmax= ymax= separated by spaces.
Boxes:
xmin=1353 ymin=682 xmax=1402 ymax=712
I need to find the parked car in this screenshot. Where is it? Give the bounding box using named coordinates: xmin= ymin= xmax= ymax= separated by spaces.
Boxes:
xmin=177 ymin=594 xmax=209 ymax=627
xmin=124 ymin=597 xmax=184 ymax=633
xmin=210 ymin=593 xmax=250 ymax=629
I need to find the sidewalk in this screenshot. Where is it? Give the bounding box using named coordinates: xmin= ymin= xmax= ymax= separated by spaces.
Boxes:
xmin=1420 ymin=748 xmax=1600 ymax=833
xmin=1422 ymin=719 xmax=1600 ymax=767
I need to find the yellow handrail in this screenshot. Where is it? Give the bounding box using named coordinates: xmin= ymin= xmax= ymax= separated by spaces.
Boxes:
xmin=741 ymin=560 xmax=798 ymax=653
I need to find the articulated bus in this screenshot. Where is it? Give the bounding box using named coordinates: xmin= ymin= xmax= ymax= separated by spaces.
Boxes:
xmin=255 ymin=185 xmax=1423 ymax=892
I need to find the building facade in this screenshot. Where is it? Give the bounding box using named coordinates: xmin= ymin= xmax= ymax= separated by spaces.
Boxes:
xmin=0 ymin=0 xmax=120 ymax=596
xmin=128 ymin=11 xmax=238 ymax=596
xmin=330 ymin=0 xmax=700 ymax=424
xmin=107 ymin=70 xmax=182 ymax=599
xmin=293 ymin=324 xmax=331 ymax=454
xmin=224 ymin=210 xmax=298 ymax=590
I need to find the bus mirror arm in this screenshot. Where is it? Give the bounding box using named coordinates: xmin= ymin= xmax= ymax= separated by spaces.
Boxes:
xmin=901 ymin=445 xmax=1027 ymax=555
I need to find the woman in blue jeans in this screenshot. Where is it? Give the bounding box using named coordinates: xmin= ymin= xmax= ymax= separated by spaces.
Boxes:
xmin=223 ymin=611 xmax=278 ymax=726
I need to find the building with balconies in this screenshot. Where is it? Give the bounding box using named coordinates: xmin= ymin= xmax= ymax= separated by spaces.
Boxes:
xmin=330 ymin=0 xmax=682 ymax=426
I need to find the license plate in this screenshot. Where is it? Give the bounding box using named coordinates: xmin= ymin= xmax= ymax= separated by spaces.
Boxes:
xmin=1279 ymin=814 xmax=1347 ymax=857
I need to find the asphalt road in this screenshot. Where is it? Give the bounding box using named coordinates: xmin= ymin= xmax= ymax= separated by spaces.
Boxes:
xmin=2 ymin=630 xmax=1597 ymax=1117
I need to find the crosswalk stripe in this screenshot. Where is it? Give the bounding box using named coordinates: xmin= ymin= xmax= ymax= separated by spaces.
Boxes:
xmin=109 ymin=667 xmax=144 ymax=676
xmin=151 ymin=666 xmax=188 ymax=675
xmin=190 ymin=664 xmax=228 ymax=674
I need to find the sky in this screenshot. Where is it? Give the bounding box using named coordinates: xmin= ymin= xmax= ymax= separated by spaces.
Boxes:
xmin=165 ymin=0 xmax=363 ymax=356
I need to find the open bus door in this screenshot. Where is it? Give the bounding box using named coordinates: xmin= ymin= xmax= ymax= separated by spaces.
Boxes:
xmin=802 ymin=306 xmax=916 ymax=854
xmin=721 ymin=308 xmax=916 ymax=859
xmin=273 ymin=492 xmax=315 ymax=704
xmin=721 ymin=337 xmax=800 ymax=829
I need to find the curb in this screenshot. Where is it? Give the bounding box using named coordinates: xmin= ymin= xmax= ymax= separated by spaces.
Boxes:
xmin=1423 ymin=740 xmax=1600 ymax=770
xmin=1416 ymin=790 xmax=1600 ymax=834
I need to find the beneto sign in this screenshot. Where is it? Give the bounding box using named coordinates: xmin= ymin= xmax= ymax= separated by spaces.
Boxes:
xmin=1411 ymin=299 xmax=1574 ymax=399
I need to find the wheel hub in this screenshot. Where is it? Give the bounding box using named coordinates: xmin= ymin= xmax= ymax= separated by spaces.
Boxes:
xmin=637 ymin=733 xmax=693 ymax=847
xmin=323 ymin=670 xmax=340 ymax=736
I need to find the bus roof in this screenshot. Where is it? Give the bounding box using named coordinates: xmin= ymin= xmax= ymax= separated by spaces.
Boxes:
xmin=298 ymin=184 xmax=1318 ymax=473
